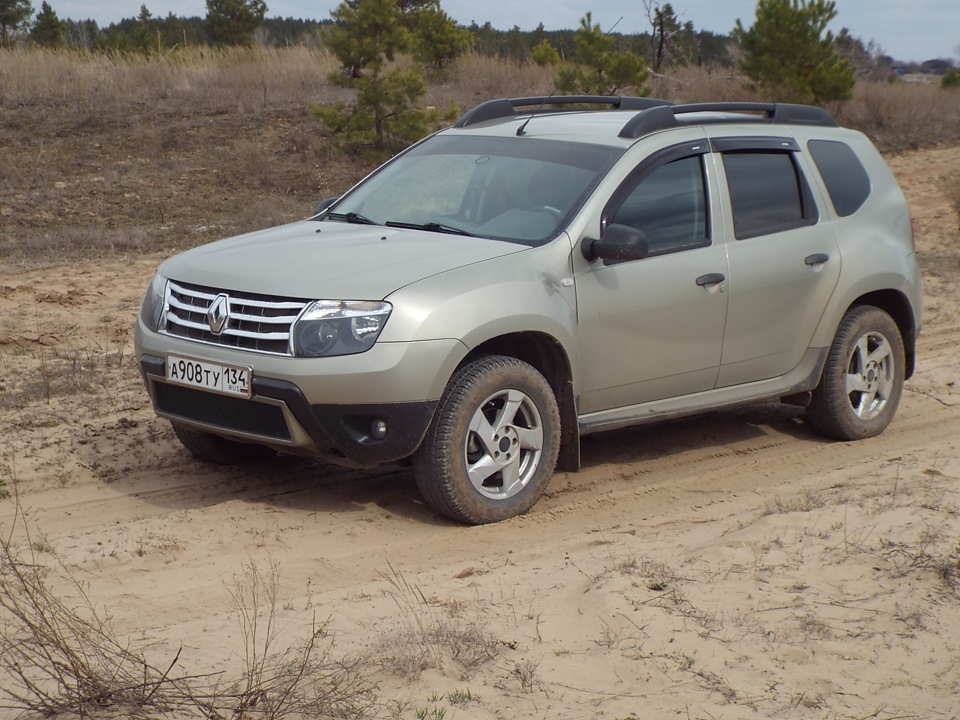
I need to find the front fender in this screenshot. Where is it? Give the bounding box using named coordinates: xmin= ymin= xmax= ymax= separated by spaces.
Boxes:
xmin=380 ymin=237 xmax=580 ymax=373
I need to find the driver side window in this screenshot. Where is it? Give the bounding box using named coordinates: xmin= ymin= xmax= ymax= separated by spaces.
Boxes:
xmin=610 ymin=155 xmax=710 ymax=256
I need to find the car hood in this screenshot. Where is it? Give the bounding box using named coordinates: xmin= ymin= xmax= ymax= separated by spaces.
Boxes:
xmin=159 ymin=220 xmax=526 ymax=299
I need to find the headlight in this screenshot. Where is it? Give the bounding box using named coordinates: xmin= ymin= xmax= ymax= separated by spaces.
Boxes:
xmin=292 ymin=300 xmax=392 ymax=358
xmin=139 ymin=272 xmax=167 ymax=331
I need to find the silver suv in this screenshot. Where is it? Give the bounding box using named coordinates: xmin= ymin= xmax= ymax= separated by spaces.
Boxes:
xmin=135 ymin=96 xmax=922 ymax=524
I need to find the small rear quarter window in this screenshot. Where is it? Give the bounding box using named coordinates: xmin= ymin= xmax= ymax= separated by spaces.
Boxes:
xmin=808 ymin=140 xmax=871 ymax=217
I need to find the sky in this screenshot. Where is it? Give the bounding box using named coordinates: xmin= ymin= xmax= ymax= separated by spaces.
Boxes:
xmin=52 ymin=0 xmax=959 ymax=64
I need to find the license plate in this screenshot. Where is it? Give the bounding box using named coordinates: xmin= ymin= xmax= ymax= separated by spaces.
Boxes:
xmin=166 ymin=354 xmax=251 ymax=398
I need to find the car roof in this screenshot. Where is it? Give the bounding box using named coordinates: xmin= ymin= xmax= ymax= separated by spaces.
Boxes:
xmin=446 ymin=96 xmax=838 ymax=146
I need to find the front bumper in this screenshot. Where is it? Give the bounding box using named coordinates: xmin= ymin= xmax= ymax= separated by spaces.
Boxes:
xmin=139 ymin=354 xmax=438 ymax=467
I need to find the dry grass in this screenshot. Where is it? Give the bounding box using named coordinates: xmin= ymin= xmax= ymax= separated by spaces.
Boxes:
xmin=2 ymin=48 xmax=959 ymax=272
xmin=0 ymin=499 xmax=200 ymax=717
xmin=835 ymin=80 xmax=960 ymax=151
xmin=0 ymin=497 xmax=374 ymax=719
xmin=372 ymin=564 xmax=499 ymax=680
xmin=0 ymin=45 xmax=344 ymax=114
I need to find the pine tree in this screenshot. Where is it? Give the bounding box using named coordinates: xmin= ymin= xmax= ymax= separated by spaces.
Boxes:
xmin=205 ymin=0 xmax=266 ymax=47
xmin=323 ymin=0 xmax=410 ymax=79
xmin=0 ymin=0 xmax=33 ymax=47
xmin=555 ymin=12 xmax=650 ymax=96
xmin=404 ymin=1 xmax=470 ymax=70
xmin=132 ymin=5 xmax=155 ymax=53
xmin=315 ymin=0 xmax=457 ymax=159
xmin=30 ymin=0 xmax=62 ymax=47
xmin=733 ymin=0 xmax=855 ymax=104
xmin=531 ymin=38 xmax=561 ymax=66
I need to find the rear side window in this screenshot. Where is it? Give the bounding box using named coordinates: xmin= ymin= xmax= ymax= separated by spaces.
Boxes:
xmin=723 ymin=151 xmax=818 ymax=239
xmin=808 ymin=139 xmax=871 ymax=217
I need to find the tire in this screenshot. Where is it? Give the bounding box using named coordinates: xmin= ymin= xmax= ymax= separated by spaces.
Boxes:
xmin=807 ymin=306 xmax=905 ymax=441
xmin=171 ymin=422 xmax=275 ymax=464
xmin=414 ymin=356 xmax=560 ymax=525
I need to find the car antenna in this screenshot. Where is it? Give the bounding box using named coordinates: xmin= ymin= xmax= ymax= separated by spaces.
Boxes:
xmin=516 ymin=16 xmax=624 ymax=137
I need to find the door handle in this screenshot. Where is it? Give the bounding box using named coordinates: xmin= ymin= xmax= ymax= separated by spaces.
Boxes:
xmin=805 ymin=253 xmax=829 ymax=266
xmin=696 ymin=272 xmax=725 ymax=287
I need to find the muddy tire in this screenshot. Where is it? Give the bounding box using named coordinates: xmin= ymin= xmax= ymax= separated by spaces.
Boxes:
xmin=414 ymin=356 xmax=560 ymax=525
xmin=807 ymin=306 xmax=905 ymax=441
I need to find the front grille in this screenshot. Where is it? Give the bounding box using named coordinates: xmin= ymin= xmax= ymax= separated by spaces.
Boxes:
xmin=162 ymin=280 xmax=310 ymax=356
xmin=155 ymin=382 xmax=291 ymax=440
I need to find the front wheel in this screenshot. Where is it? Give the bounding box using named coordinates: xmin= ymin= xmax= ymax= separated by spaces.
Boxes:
xmin=414 ymin=356 xmax=560 ymax=525
xmin=807 ymin=306 xmax=905 ymax=441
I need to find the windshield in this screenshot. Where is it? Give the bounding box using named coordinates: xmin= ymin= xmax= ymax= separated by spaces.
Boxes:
xmin=326 ymin=135 xmax=624 ymax=245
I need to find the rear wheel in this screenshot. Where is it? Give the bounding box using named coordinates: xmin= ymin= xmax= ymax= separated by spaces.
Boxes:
xmin=171 ymin=423 xmax=275 ymax=464
xmin=807 ymin=306 xmax=905 ymax=441
xmin=414 ymin=356 xmax=560 ymax=525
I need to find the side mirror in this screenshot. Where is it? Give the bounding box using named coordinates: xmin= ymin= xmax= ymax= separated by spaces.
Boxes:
xmin=581 ymin=223 xmax=649 ymax=264
xmin=312 ymin=196 xmax=339 ymax=216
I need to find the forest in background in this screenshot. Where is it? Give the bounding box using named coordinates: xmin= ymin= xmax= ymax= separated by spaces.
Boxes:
xmin=1 ymin=1 xmax=956 ymax=77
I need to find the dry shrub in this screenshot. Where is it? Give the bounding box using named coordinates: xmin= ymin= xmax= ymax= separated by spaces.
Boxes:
xmin=835 ymin=81 xmax=960 ymax=151
xmin=373 ymin=564 xmax=499 ymax=679
xmin=439 ymin=53 xmax=557 ymax=109
xmin=218 ymin=557 xmax=374 ymax=720
xmin=650 ymin=65 xmax=759 ymax=104
xmin=0 ymin=502 xmax=200 ymax=717
xmin=0 ymin=501 xmax=374 ymax=719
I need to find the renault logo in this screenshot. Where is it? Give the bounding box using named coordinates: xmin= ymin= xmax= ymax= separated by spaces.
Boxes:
xmin=207 ymin=293 xmax=230 ymax=336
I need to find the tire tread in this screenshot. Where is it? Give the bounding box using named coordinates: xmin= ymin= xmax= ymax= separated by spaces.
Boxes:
xmin=414 ymin=355 xmax=560 ymax=524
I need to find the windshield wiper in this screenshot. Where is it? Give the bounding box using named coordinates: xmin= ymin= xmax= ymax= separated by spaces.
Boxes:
xmin=385 ymin=221 xmax=476 ymax=237
xmin=325 ymin=211 xmax=379 ymax=226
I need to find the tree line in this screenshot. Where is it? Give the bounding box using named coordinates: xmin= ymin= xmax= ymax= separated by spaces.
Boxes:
xmin=3 ymin=0 xmax=951 ymax=77
xmin=2 ymin=0 xmax=957 ymax=160
xmin=1 ymin=0 xmax=735 ymax=66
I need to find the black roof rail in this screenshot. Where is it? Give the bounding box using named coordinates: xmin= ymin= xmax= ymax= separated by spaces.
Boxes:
xmin=454 ymin=95 xmax=674 ymax=128
xmin=618 ymin=102 xmax=837 ymax=139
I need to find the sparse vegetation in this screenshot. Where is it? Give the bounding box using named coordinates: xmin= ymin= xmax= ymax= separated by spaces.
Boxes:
xmin=372 ymin=564 xmax=499 ymax=679
xmin=0 ymin=47 xmax=959 ymax=272
xmin=0 ymin=501 xmax=374 ymax=718
xmin=0 ymin=30 xmax=958 ymax=720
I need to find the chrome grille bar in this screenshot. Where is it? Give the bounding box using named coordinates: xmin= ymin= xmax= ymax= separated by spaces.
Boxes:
xmin=162 ymin=279 xmax=310 ymax=356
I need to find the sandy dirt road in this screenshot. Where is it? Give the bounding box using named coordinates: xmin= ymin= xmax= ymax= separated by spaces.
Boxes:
xmin=1 ymin=147 xmax=959 ymax=719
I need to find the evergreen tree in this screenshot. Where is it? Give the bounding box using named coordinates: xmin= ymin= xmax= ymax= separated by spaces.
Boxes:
xmin=323 ymin=0 xmax=410 ymax=78
xmin=406 ymin=2 xmax=470 ymax=70
xmin=555 ymin=12 xmax=650 ymax=96
xmin=132 ymin=5 xmax=156 ymax=52
xmin=315 ymin=0 xmax=456 ymax=159
xmin=531 ymin=38 xmax=561 ymax=66
xmin=0 ymin=0 xmax=33 ymax=46
xmin=30 ymin=0 xmax=62 ymax=47
xmin=206 ymin=0 xmax=266 ymax=47
xmin=733 ymin=0 xmax=855 ymax=104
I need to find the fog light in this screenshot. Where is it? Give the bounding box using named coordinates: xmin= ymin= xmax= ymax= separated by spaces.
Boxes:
xmin=370 ymin=419 xmax=388 ymax=440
